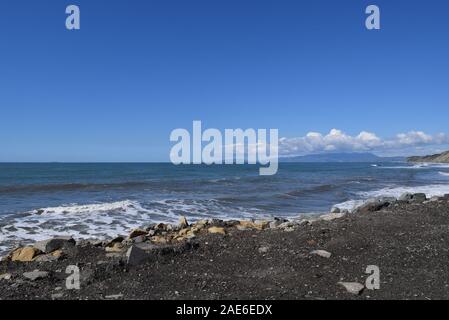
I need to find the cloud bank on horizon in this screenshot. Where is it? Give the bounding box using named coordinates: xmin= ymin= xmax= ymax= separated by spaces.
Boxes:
xmin=279 ymin=129 xmax=449 ymax=157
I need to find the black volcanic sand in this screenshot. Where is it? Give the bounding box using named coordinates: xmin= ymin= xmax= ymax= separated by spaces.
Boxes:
xmin=1 ymin=199 xmax=449 ymax=300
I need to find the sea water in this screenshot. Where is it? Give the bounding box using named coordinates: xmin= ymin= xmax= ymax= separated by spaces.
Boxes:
xmin=1 ymin=162 xmax=449 ymax=253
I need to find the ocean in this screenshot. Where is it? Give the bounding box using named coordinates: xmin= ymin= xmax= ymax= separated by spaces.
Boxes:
xmin=1 ymin=162 xmax=449 ymax=253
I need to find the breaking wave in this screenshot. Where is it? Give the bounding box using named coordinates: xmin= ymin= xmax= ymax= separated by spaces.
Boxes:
xmin=382 ymin=163 xmax=449 ymax=170
xmin=0 ymin=199 xmax=270 ymax=253
xmin=334 ymin=184 xmax=449 ymax=211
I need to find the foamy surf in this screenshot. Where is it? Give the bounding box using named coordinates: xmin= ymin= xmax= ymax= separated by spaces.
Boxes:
xmin=2 ymin=162 xmax=449 ymax=255
xmin=0 ymin=199 xmax=271 ymax=253
xmin=0 ymin=200 xmax=150 ymax=251
xmin=334 ymin=184 xmax=449 ymax=212
xmin=382 ymin=163 xmax=449 ymax=169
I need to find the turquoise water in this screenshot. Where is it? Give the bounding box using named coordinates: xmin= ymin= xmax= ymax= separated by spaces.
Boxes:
xmin=1 ymin=162 xmax=449 ymax=252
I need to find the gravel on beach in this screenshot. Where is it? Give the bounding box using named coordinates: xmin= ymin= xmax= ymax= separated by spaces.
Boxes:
xmin=1 ymin=194 xmax=449 ymax=300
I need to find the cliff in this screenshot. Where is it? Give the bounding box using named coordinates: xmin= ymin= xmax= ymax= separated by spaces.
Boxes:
xmin=407 ymin=151 xmax=449 ymax=163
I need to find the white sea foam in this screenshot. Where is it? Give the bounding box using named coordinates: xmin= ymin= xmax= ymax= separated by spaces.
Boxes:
xmin=439 ymin=172 xmax=449 ymax=177
xmin=0 ymin=200 xmax=148 ymax=248
xmin=0 ymin=198 xmax=270 ymax=253
xmin=359 ymin=184 xmax=449 ymax=199
xmin=382 ymin=163 xmax=449 ymax=169
xmin=334 ymin=184 xmax=449 ymax=212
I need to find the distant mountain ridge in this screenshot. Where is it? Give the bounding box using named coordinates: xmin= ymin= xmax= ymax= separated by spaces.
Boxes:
xmin=407 ymin=151 xmax=449 ymax=163
xmin=281 ymin=152 xmax=405 ymax=163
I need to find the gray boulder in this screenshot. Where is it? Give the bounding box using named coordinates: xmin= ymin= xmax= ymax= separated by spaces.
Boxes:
xmin=399 ymin=192 xmax=413 ymax=201
xmin=411 ymin=193 xmax=427 ymax=202
xmin=356 ymin=197 xmax=396 ymax=213
xmin=126 ymin=245 xmax=148 ymax=266
xmin=23 ymin=270 xmax=49 ymax=281
xmin=399 ymin=192 xmax=427 ymax=203
xmin=34 ymin=236 xmax=75 ymax=253
xmin=51 ymin=293 xmax=64 ymax=300
xmin=338 ymin=282 xmax=365 ymax=295
xmin=0 ymin=273 xmax=12 ymax=281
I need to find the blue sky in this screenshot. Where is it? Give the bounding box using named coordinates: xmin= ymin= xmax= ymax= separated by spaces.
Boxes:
xmin=0 ymin=0 xmax=448 ymax=161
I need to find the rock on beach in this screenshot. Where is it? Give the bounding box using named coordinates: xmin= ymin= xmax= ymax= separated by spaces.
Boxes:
xmin=34 ymin=237 xmax=75 ymax=253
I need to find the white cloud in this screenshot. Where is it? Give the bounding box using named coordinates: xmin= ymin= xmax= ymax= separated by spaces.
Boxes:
xmin=279 ymin=129 xmax=449 ymax=156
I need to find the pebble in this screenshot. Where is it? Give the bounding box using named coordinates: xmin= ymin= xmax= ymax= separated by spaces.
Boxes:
xmin=0 ymin=273 xmax=12 ymax=281
xmin=23 ymin=270 xmax=49 ymax=281
xmin=310 ymin=250 xmax=332 ymax=258
xmin=258 ymin=246 xmax=269 ymax=254
xmin=208 ymin=227 xmax=226 ymax=235
xmin=51 ymin=293 xmax=64 ymax=300
xmin=105 ymin=294 xmax=124 ymax=300
xmin=318 ymin=212 xmax=346 ymax=222
xmin=338 ymin=282 xmax=365 ymax=295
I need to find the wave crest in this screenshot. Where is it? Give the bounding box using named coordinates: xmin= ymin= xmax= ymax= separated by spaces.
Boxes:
xmin=334 ymin=184 xmax=449 ymax=211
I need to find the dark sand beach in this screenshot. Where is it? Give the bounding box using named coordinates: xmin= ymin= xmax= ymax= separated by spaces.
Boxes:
xmin=1 ymin=194 xmax=449 ymax=300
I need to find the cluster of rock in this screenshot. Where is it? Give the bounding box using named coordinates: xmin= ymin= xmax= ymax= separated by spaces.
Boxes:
xmin=104 ymin=216 xmax=315 ymax=266
xmin=3 ymin=192 xmax=448 ymax=267
xmin=103 ymin=217 xmax=273 ymax=252
xmin=332 ymin=193 xmax=449 ymax=215
xmin=1 ymin=210 xmax=350 ymax=268
xmin=0 ymin=216 xmax=296 ymax=266
xmin=3 ymin=236 xmax=75 ymax=262
xmin=355 ymin=193 xmax=449 ymax=213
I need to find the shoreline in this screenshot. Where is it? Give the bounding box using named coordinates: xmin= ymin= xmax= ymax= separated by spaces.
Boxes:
xmin=0 ymin=191 xmax=447 ymax=255
xmin=2 ymin=192 xmax=449 ymax=299
xmin=2 ymin=161 xmax=449 ymax=255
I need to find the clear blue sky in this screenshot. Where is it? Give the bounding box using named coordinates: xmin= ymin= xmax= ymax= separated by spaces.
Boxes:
xmin=1 ymin=0 xmax=448 ymax=161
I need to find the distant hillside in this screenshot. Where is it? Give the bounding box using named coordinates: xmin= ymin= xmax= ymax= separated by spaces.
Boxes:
xmin=281 ymin=152 xmax=405 ymax=163
xmin=407 ymin=151 xmax=449 ymax=163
